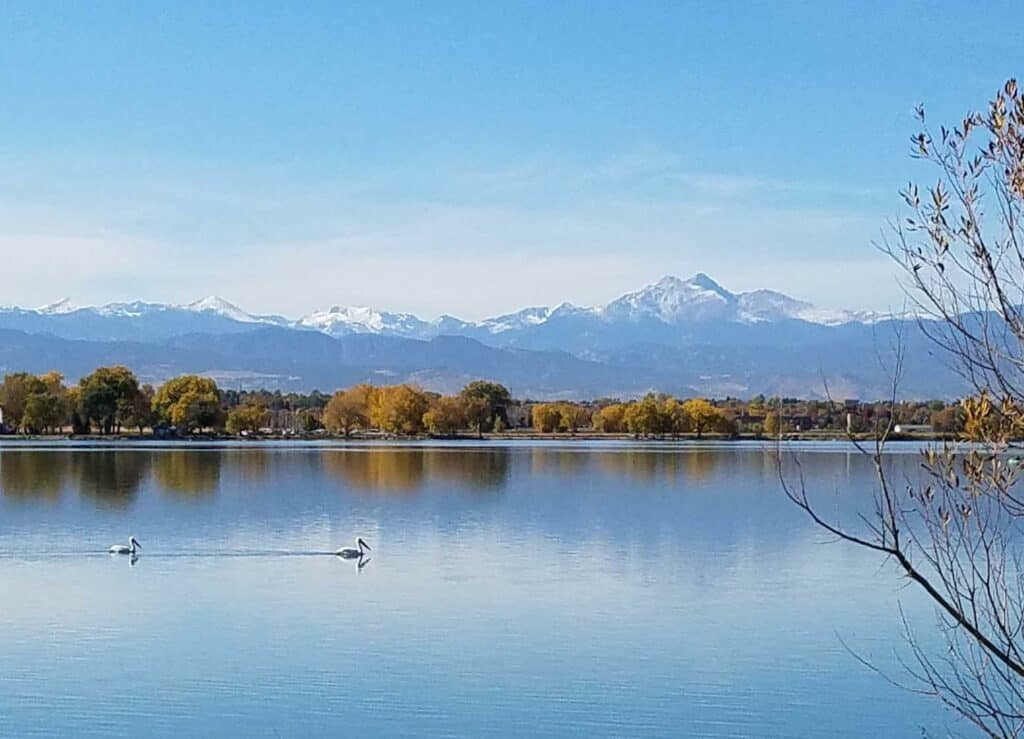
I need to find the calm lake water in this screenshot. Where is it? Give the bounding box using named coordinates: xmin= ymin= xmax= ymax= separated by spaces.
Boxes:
xmin=0 ymin=441 xmax=950 ymax=737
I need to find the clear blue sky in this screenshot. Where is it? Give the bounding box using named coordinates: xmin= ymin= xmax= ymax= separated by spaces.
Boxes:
xmin=0 ymin=1 xmax=1019 ymax=319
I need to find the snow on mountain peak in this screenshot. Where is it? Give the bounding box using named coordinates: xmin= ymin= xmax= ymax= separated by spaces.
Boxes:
xmin=10 ymin=274 xmax=885 ymax=345
xmin=682 ymin=272 xmax=725 ymax=291
xmin=185 ymin=296 xmax=259 ymax=322
xmin=604 ymin=273 xmax=735 ymax=322
xmin=480 ymin=306 xmax=553 ymax=334
xmin=38 ymin=298 xmax=82 ymax=315
xmin=297 ymin=305 xmax=430 ymax=337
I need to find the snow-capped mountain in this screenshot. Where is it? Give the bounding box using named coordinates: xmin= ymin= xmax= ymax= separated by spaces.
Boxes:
xmin=0 ymin=295 xmax=290 ymax=342
xmin=187 ymin=296 xmax=259 ymax=323
xmin=602 ymin=274 xmax=736 ymax=322
xmin=0 ymin=275 xmax=957 ymax=398
xmin=4 ymin=274 xmax=883 ymax=344
xmin=38 ymin=298 xmax=81 ymax=315
xmin=289 ymin=273 xmax=879 ymax=338
xmin=296 ymin=305 xmax=432 ymax=338
xmin=596 ymin=274 xmax=881 ymax=326
xmin=477 ymin=306 xmax=554 ymax=335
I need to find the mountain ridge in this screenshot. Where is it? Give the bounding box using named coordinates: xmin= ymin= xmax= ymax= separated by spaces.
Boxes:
xmin=0 ymin=274 xmax=954 ymax=399
xmin=6 ymin=273 xmax=885 ymax=343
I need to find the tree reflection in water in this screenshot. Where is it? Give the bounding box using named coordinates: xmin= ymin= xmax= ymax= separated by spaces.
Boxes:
xmin=73 ymin=451 xmax=150 ymax=508
xmin=0 ymin=451 xmax=71 ymax=502
xmin=0 ymin=445 xmax=779 ymax=507
xmin=153 ymin=450 xmax=222 ymax=497
xmin=323 ymin=448 xmax=510 ymax=494
xmin=529 ymin=448 xmax=590 ymax=477
xmin=222 ymin=448 xmax=271 ymax=485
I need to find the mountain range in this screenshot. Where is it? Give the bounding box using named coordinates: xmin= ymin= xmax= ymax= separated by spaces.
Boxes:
xmin=0 ymin=274 xmax=961 ymax=399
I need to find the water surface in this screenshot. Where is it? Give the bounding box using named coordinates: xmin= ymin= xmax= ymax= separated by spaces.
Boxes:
xmin=0 ymin=441 xmax=950 ymax=736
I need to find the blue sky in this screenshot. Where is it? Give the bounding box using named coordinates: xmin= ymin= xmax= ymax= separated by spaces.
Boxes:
xmin=0 ymin=1 xmax=1019 ymax=319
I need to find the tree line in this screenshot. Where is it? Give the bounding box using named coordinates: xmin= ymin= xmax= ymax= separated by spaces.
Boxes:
xmin=0 ymin=368 xmax=224 ymax=435
xmin=0 ymin=364 xmax=971 ymax=438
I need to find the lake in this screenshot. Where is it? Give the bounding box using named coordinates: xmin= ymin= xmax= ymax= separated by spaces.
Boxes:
xmin=0 ymin=441 xmax=948 ymax=737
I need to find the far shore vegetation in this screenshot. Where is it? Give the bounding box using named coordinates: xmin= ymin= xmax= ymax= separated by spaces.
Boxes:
xmin=0 ymin=366 xmax=976 ymax=442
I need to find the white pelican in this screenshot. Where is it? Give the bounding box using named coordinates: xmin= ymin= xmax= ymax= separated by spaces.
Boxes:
xmin=336 ymin=538 xmax=371 ymax=559
xmin=109 ymin=536 xmax=141 ymax=555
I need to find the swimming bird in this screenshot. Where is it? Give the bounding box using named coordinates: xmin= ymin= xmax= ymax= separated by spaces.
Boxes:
xmin=336 ymin=538 xmax=371 ymax=559
xmin=109 ymin=536 xmax=141 ymax=555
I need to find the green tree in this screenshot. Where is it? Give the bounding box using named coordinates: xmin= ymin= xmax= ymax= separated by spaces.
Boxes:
xmin=21 ymin=390 xmax=66 ymax=434
xmin=296 ymin=409 xmax=322 ymax=433
xmin=63 ymin=387 xmax=85 ymax=434
xmin=459 ymin=380 xmax=512 ymax=431
xmin=78 ymin=366 xmax=141 ymax=434
xmin=124 ymin=384 xmax=155 ymax=435
xmin=153 ymin=375 xmax=224 ymax=433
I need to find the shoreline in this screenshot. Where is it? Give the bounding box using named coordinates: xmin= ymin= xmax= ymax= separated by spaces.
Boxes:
xmin=0 ymin=430 xmax=960 ymax=444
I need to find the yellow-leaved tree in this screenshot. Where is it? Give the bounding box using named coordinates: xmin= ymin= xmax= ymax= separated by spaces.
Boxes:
xmin=368 ymin=384 xmax=430 ymax=435
xmin=323 ymin=384 xmax=373 ymax=437
xmin=153 ymin=375 xmax=223 ymax=433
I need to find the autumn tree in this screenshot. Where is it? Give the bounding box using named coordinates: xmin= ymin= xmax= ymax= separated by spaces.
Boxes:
xmin=929 ymin=404 xmax=963 ymax=434
xmin=593 ymin=403 xmax=628 ymax=433
xmin=322 ymin=384 xmax=373 ymax=436
xmin=153 ymin=375 xmax=224 ymax=433
xmin=2 ymin=372 xmax=69 ymax=434
xmin=226 ymin=403 xmax=270 ymax=434
xmin=681 ymin=398 xmax=722 ymax=439
xmin=623 ymin=395 xmax=665 ymax=436
xmin=558 ymin=403 xmax=591 ymax=434
xmin=662 ymin=398 xmax=691 ymax=437
xmin=785 ymin=81 xmax=1024 ymax=736
xmin=368 ymin=384 xmax=430 ymax=435
xmin=762 ymin=409 xmax=782 ymax=437
xmin=0 ymin=373 xmax=39 ymax=430
xmin=423 ymin=395 xmax=468 ymax=436
xmin=460 ymin=395 xmax=491 ymax=437
xmin=531 ymin=403 xmax=562 ymax=433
